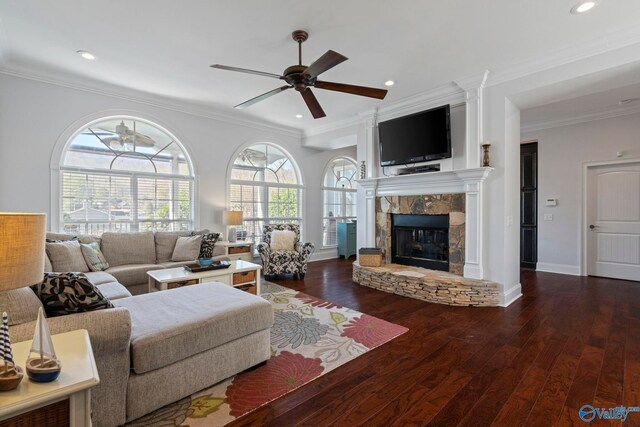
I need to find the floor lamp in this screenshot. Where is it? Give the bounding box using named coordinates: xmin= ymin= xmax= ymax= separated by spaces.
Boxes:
xmin=223 ymin=210 xmax=243 ymax=243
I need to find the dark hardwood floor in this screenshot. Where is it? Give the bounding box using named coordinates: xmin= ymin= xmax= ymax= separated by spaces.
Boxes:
xmin=231 ymin=258 xmax=640 ymax=426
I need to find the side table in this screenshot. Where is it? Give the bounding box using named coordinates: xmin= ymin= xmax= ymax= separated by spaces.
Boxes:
xmin=216 ymin=241 xmax=254 ymax=262
xmin=0 ymin=329 xmax=99 ymax=427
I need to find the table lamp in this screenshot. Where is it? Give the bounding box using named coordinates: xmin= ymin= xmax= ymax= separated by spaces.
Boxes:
xmin=0 ymin=212 xmax=46 ymax=391
xmin=223 ymin=210 xmax=243 ymax=243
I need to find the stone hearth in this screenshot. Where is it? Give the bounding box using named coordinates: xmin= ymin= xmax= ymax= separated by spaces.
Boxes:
xmin=353 ymin=261 xmax=499 ymax=306
xmin=376 ymin=194 xmax=465 ymax=276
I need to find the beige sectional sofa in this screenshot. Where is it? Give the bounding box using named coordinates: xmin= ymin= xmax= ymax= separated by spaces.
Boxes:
xmin=1 ymin=230 xmax=273 ymax=427
xmin=45 ymin=230 xmax=227 ymax=295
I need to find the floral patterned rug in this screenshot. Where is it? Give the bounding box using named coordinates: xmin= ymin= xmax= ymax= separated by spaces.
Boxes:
xmin=125 ymin=282 xmax=408 ymax=426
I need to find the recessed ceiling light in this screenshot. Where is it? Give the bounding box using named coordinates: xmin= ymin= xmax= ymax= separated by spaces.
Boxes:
xmin=77 ymin=50 xmax=96 ymax=60
xmin=384 ymin=80 xmax=395 ymax=86
xmin=570 ymin=1 xmax=598 ymax=14
xmin=619 ymin=98 xmax=639 ymax=105
xmin=295 ymin=114 xmax=303 ymax=118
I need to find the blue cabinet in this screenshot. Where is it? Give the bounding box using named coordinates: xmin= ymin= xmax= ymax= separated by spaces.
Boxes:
xmin=338 ymin=222 xmax=357 ymax=258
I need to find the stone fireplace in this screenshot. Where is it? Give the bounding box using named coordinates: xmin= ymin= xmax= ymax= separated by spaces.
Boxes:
xmin=376 ymin=194 xmax=465 ymax=275
xmin=355 ymin=168 xmax=500 ymax=307
xmin=357 ymin=167 xmax=492 ymax=280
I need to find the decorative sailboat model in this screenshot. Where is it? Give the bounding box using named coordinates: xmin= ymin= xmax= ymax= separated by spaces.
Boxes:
xmin=0 ymin=312 xmax=23 ymax=391
xmin=25 ymin=308 xmax=61 ymax=382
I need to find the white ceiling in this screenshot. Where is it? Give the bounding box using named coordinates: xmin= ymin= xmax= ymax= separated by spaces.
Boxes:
xmin=1 ymin=0 xmax=640 ymax=132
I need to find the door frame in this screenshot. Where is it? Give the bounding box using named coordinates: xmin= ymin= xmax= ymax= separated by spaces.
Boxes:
xmin=581 ymin=157 xmax=640 ymax=276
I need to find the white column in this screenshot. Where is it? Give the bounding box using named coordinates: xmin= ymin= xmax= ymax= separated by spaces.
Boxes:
xmin=463 ymin=179 xmax=484 ymax=279
xmin=356 ymin=113 xmax=378 ymax=252
xmin=455 ymin=70 xmax=489 ymax=169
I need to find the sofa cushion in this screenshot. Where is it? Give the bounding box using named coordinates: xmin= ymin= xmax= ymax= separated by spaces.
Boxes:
xmin=105 ymin=264 xmax=162 ymax=287
xmin=0 ymin=287 xmax=44 ymax=326
xmin=84 ymin=271 xmax=118 ymax=286
xmin=46 ymin=232 xmax=101 ymax=245
xmin=44 ymin=253 xmax=53 ymax=272
xmin=46 ymin=239 xmax=90 ymax=272
xmin=101 ymin=232 xmax=156 ymax=267
xmin=31 ymin=272 xmax=114 ymax=318
xmin=112 ymin=283 xmax=273 ymax=374
xmin=171 ymin=235 xmax=203 ymax=261
xmin=97 ymin=282 xmax=133 ymax=300
xmin=80 ymin=241 xmax=110 ymax=271
xmin=197 ymin=232 xmax=220 ymax=258
xmin=154 ymin=229 xmax=210 ymax=263
xmin=154 ymin=231 xmax=192 ymax=263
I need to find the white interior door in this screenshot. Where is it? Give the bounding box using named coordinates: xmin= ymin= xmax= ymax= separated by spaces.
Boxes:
xmin=587 ymin=162 xmax=640 ymax=281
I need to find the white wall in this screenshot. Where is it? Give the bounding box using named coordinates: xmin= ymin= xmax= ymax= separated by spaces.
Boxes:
xmin=0 ymin=73 xmax=355 ymax=259
xmin=522 ymin=112 xmax=640 ymax=275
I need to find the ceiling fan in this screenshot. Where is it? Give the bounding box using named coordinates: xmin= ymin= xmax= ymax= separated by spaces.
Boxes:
xmin=210 ymin=30 xmax=388 ymax=119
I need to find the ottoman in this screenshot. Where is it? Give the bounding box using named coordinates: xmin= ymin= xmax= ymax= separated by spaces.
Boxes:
xmin=113 ymin=282 xmax=273 ymax=421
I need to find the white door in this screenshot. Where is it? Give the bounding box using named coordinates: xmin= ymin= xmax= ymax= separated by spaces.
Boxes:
xmin=587 ymin=162 xmax=640 ymax=281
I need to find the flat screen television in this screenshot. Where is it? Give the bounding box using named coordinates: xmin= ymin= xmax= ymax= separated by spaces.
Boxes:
xmin=378 ymin=104 xmax=451 ymax=167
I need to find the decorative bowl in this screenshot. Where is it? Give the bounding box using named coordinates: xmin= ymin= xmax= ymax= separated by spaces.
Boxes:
xmin=197 ymin=258 xmax=213 ymax=267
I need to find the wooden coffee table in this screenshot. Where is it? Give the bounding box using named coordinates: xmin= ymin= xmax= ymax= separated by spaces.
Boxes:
xmin=147 ymin=260 xmax=262 ymax=295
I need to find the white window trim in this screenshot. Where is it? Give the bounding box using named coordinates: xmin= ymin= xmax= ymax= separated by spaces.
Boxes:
xmin=226 ymin=141 xmax=305 ymax=245
xmin=321 ymin=156 xmax=358 ymax=249
xmin=51 ymin=112 xmax=197 ymax=233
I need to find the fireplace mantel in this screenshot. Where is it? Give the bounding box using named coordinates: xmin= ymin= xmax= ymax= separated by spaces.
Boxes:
xmin=356 ymin=167 xmax=493 ymax=280
xmin=356 ymin=167 xmax=493 ymax=196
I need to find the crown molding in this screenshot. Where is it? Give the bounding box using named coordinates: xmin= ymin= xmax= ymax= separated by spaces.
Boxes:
xmin=521 ymin=103 xmax=640 ymax=134
xmin=455 ymin=70 xmax=490 ymax=92
xmin=489 ymin=25 xmax=640 ymax=87
xmin=0 ymin=67 xmax=303 ymax=139
xmin=376 ymin=82 xmax=464 ymax=122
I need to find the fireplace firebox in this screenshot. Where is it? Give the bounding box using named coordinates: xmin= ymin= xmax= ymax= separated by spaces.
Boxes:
xmin=391 ymin=214 xmax=449 ymax=271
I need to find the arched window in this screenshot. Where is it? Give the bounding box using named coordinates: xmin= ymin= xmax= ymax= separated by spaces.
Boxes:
xmin=60 ymin=117 xmax=194 ymax=234
xmin=229 ymin=143 xmax=303 ymax=244
xmin=322 ymin=157 xmax=357 ymax=246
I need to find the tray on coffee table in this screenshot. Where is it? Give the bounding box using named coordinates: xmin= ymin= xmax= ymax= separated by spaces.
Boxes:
xmin=183 ymin=261 xmax=231 ymax=273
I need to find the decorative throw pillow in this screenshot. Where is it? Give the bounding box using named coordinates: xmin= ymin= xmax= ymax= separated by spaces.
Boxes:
xmin=270 ymin=230 xmax=297 ymax=251
xmin=80 ymin=242 xmax=110 ymax=272
xmin=196 ymin=232 xmax=221 ymax=258
xmin=171 ymin=235 xmax=203 ymax=261
xmin=45 ymin=239 xmax=90 ymax=272
xmin=30 ymin=272 xmax=113 ymax=318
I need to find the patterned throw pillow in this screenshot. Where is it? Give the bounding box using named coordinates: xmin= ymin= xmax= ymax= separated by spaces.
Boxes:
xmin=30 ymin=272 xmax=114 ymax=317
xmin=80 ymin=242 xmax=110 ymax=272
xmin=196 ymin=232 xmax=220 ymax=258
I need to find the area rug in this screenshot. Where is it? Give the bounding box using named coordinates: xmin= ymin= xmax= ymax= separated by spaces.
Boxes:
xmin=125 ymin=282 xmax=408 ymax=426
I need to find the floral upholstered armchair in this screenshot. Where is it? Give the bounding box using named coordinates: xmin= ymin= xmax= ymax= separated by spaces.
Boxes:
xmin=257 ymin=224 xmax=314 ymax=279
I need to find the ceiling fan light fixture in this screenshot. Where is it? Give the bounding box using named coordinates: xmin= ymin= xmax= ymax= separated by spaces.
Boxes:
xmin=77 ymin=50 xmax=96 ymax=60
xmin=570 ymin=1 xmax=598 ymax=14
xmin=385 ymin=80 xmax=395 ymax=86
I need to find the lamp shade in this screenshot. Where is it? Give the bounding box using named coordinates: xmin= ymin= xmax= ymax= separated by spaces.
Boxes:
xmin=223 ymin=210 xmax=244 ymax=226
xmin=0 ymin=213 xmax=46 ymax=291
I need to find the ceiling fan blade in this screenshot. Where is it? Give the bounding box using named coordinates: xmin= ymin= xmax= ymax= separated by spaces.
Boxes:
xmin=300 ymin=88 xmax=326 ymax=119
xmin=315 ymin=80 xmax=388 ymax=99
xmin=210 ymin=64 xmax=283 ymax=80
xmin=234 ymin=86 xmax=292 ymax=109
xmin=304 ymin=50 xmax=348 ymax=79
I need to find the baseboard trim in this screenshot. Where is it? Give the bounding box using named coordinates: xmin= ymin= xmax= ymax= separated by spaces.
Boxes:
xmin=536 ymin=262 xmax=581 ymax=276
xmin=309 ymin=248 xmax=339 ymax=262
xmin=500 ymin=283 xmax=522 ymax=307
